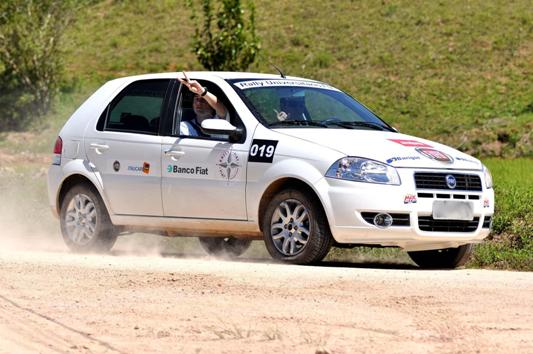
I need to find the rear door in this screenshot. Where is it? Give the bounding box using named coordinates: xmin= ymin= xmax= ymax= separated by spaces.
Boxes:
xmin=85 ymin=79 xmax=172 ymax=216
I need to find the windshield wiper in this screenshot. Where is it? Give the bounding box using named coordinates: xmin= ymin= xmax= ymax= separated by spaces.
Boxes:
xmin=323 ymin=120 xmax=392 ymax=131
xmin=268 ymin=120 xmax=328 ymax=128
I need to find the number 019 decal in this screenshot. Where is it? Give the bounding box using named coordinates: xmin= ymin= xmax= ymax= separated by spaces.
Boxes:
xmin=248 ymin=139 xmax=278 ymax=163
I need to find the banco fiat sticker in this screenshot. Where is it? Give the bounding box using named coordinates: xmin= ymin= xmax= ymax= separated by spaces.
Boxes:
xmin=167 ymin=165 xmax=208 ymax=175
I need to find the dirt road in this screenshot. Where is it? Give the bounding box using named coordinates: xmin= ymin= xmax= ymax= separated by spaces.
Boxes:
xmin=0 ymin=248 xmax=532 ymax=354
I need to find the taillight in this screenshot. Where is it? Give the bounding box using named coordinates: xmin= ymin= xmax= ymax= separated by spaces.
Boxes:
xmin=52 ymin=136 xmax=62 ymax=165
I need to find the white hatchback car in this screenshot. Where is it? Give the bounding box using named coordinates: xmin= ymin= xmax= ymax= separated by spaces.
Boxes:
xmin=47 ymin=72 xmax=494 ymax=268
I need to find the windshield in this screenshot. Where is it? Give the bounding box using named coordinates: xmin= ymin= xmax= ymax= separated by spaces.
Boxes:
xmin=228 ymin=79 xmax=394 ymax=131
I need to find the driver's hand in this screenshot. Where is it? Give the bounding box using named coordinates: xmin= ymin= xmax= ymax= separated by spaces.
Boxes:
xmin=179 ymin=77 xmax=204 ymax=95
xmin=274 ymin=109 xmax=288 ymax=121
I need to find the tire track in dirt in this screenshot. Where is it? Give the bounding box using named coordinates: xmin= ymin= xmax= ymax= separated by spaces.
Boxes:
xmin=0 ymin=294 xmax=124 ymax=353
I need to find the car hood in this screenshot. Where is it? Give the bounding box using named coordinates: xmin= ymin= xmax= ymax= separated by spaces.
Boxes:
xmin=275 ymin=128 xmax=482 ymax=170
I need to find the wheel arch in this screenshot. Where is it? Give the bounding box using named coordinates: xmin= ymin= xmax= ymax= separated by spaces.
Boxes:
xmin=57 ymin=173 xmax=105 ymax=215
xmin=257 ymin=177 xmax=331 ymax=233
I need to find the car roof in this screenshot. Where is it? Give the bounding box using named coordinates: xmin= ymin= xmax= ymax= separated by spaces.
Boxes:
xmin=107 ymin=71 xmax=321 ymax=84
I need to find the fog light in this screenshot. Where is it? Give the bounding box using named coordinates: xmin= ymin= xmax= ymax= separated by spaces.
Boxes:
xmin=374 ymin=213 xmax=393 ymax=228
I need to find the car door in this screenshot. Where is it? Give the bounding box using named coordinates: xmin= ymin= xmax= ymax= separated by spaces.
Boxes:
xmin=85 ymin=79 xmax=172 ymax=216
xmin=161 ymin=79 xmax=248 ymax=220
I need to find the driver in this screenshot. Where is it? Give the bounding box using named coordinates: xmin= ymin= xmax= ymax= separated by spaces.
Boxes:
xmin=179 ymin=72 xmax=227 ymax=136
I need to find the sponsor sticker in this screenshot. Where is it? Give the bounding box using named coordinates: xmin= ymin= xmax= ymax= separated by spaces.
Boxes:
xmin=217 ymin=150 xmax=241 ymax=181
xmin=249 ymin=139 xmax=278 ymax=163
xmin=167 ymin=165 xmax=208 ymax=175
xmin=234 ymin=79 xmax=339 ymax=91
xmin=113 ymin=160 xmax=120 ymax=172
xmin=387 ymin=139 xmax=432 ymax=148
xmin=404 ymin=194 xmax=417 ymax=204
xmin=415 ymin=148 xmax=454 ymax=164
xmin=483 ymin=199 xmax=490 ymax=208
xmin=128 ymin=162 xmax=151 ymax=174
xmin=143 ymin=162 xmax=150 ymax=174
xmin=386 ymin=156 xmax=421 ymax=164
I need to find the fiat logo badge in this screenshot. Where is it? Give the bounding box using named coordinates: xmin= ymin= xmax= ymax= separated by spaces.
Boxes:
xmin=445 ymin=174 xmax=457 ymax=189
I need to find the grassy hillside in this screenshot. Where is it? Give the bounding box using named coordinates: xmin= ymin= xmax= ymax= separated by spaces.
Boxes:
xmin=61 ymin=0 xmax=532 ymax=157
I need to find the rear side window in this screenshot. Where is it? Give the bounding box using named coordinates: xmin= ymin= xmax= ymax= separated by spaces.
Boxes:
xmin=100 ymin=79 xmax=170 ymax=134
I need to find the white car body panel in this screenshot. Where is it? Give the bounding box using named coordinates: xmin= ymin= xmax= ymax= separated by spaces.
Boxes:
xmin=47 ymin=71 xmax=495 ymax=252
xmin=84 ymin=131 xmax=163 ymax=216
xmin=161 ymin=137 xmax=248 ymax=220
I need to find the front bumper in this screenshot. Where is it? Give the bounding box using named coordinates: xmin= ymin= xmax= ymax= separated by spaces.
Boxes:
xmin=318 ymin=168 xmax=494 ymax=251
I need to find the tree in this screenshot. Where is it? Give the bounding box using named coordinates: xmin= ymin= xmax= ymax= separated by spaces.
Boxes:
xmin=187 ymin=0 xmax=260 ymax=71
xmin=0 ymin=1 xmax=80 ymax=131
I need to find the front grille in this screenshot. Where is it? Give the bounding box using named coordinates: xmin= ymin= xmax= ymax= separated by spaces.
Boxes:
xmin=418 ymin=216 xmax=480 ymax=232
xmin=482 ymin=216 xmax=492 ymax=229
xmin=414 ymin=172 xmax=482 ymax=191
xmin=361 ymin=212 xmax=410 ymax=226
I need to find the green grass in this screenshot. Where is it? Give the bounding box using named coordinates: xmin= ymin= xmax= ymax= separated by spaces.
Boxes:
xmin=469 ymin=158 xmax=533 ymax=270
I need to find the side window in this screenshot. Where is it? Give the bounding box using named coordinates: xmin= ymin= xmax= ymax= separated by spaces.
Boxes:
xmin=173 ymin=80 xmax=243 ymax=140
xmin=101 ymin=79 xmax=170 ymax=134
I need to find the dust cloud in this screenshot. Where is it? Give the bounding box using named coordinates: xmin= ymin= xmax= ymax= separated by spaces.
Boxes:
xmin=0 ymin=149 xmax=267 ymax=261
xmin=0 ymin=181 xmax=267 ymax=261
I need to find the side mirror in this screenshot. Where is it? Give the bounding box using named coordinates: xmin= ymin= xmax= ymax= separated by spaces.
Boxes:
xmin=200 ymin=119 xmax=243 ymax=142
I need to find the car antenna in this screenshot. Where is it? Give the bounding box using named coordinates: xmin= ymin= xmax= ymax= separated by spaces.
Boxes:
xmin=271 ymin=63 xmax=286 ymax=78
xmin=259 ymin=52 xmax=286 ymax=78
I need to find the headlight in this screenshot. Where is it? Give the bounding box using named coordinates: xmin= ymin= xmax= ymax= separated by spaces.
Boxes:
xmin=483 ymin=164 xmax=493 ymax=189
xmin=326 ymin=157 xmax=401 ymax=185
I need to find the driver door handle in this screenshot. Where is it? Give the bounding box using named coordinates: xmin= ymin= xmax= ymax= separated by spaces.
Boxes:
xmin=164 ymin=149 xmax=185 ymax=160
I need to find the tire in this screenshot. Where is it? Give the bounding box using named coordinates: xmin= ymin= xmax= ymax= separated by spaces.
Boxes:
xmin=60 ymin=184 xmax=117 ymax=253
xmin=408 ymin=244 xmax=474 ymax=269
xmin=198 ymin=237 xmax=252 ymax=257
xmin=262 ymin=189 xmax=332 ymax=264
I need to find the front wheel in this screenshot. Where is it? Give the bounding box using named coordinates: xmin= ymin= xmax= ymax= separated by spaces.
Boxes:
xmin=408 ymin=244 xmax=474 ymax=269
xmin=198 ymin=237 xmax=252 ymax=257
xmin=60 ymin=184 xmax=117 ymax=253
xmin=262 ymin=189 xmax=332 ymax=264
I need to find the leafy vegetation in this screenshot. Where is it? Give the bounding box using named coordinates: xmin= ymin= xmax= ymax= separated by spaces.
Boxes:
xmin=186 ymin=0 xmax=260 ymax=71
xmin=0 ymin=1 xmax=86 ymax=131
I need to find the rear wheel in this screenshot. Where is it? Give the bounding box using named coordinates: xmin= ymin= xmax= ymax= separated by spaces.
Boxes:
xmin=408 ymin=244 xmax=474 ymax=269
xmin=198 ymin=237 xmax=252 ymax=257
xmin=262 ymin=189 xmax=332 ymax=264
xmin=60 ymin=184 xmax=117 ymax=252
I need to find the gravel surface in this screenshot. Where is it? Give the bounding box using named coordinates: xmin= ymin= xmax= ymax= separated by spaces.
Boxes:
xmin=0 ymin=249 xmax=532 ymax=354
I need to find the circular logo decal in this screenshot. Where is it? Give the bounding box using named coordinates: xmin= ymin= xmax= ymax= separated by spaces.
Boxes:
xmin=217 ymin=150 xmax=240 ymax=181
xmin=445 ymin=174 xmax=457 ymax=189
xmin=113 ymin=160 xmax=120 ymax=172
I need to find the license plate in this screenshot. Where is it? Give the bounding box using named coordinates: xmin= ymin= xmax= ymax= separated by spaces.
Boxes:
xmin=432 ymin=200 xmax=474 ymax=221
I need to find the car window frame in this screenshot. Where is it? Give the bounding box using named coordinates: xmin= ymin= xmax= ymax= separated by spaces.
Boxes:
xmin=164 ymin=78 xmax=246 ymax=144
xmin=96 ymin=79 xmax=173 ymax=136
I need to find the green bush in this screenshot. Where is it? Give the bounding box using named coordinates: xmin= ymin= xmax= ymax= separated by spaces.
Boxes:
xmin=0 ymin=1 xmax=81 ymax=131
xmin=186 ymin=0 xmax=260 ymax=71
